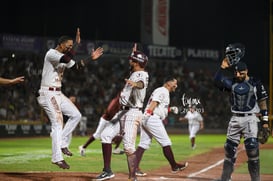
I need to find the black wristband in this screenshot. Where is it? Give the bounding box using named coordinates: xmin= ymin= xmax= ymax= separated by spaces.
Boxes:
xmin=260 ymin=110 xmax=269 ymax=122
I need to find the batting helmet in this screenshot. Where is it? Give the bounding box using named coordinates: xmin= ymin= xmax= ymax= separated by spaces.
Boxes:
xmin=129 ymin=51 xmax=148 ymax=68
xmin=225 ymin=43 xmax=245 ymax=66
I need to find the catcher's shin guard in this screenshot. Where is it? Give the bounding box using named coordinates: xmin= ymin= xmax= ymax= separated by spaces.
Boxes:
xmin=127 ymin=153 xmax=137 ymax=179
xmin=248 ymin=159 xmax=260 ymax=181
xmin=221 ymin=159 xmax=234 ymax=181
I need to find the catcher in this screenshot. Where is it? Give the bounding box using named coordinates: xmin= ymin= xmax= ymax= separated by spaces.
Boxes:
xmin=214 ymin=43 xmax=270 ymax=181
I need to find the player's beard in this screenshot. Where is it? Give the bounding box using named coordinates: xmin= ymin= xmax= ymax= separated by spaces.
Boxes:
xmin=236 ymin=76 xmax=246 ymax=83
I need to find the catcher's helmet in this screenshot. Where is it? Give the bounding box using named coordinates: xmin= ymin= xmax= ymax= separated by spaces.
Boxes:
xmin=129 ymin=51 xmax=148 ymax=68
xmin=225 ymin=43 xmax=245 ymax=66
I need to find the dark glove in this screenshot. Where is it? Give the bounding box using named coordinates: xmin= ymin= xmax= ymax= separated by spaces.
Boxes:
xmin=258 ymin=110 xmax=270 ymax=144
xmin=112 ymin=132 xmax=124 ymax=144
xmin=258 ymin=124 xmax=270 ymax=144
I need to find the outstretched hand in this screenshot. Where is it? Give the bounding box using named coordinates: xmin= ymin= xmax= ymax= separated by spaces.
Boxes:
xmin=91 ymin=47 xmax=104 ymax=60
xmin=75 ymin=27 xmax=81 ymax=44
xmin=13 ymin=76 xmax=25 ymax=84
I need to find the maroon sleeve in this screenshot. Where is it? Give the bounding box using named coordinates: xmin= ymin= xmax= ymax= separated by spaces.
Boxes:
xmin=102 ymin=93 xmax=121 ymax=121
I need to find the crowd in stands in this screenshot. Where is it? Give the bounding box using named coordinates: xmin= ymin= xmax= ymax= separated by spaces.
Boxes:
xmin=0 ymin=51 xmax=231 ymax=130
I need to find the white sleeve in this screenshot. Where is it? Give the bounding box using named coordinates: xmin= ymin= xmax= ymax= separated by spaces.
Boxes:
xmin=197 ymin=113 xmax=203 ymax=122
xmin=66 ymin=59 xmax=75 ymax=68
xmin=119 ymin=83 xmax=133 ymax=106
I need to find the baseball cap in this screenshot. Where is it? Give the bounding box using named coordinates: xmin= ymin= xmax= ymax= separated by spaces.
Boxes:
xmin=234 ymin=61 xmax=247 ymax=71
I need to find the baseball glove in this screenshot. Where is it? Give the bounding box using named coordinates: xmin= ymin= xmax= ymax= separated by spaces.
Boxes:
xmin=257 ymin=122 xmax=270 ymax=144
xmin=112 ymin=132 xmax=124 ymax=144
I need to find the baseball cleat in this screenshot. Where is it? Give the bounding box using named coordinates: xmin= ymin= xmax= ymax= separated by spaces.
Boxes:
xmin=61 ymin=147 xmax=73 ymax=156
xmin=135 ymin=169 xmax=147 ymax=176
xmin=192 ymin=144 xmax=196 ymax=150
xmin=93 ymin=170 xmax=115 ymax=181
xmin=52 ymin=160 xmax=70 ymax=169
xmin=171 ymin=162 xmax=188 ymax=173
xmin=112 ymin=147 xmax=125 ymax=155
xmin=78 ymin=145 xmax=86 ymax=156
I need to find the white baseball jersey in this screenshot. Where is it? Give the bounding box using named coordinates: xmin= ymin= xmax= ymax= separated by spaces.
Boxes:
xmin=37 ymin=48 xmax=81 ymax=163
xmin=40 ymin=49 xmax=75 ymax=88
xmin=185 ymin=111 xmax=203 ymax=125
xmin=184 ymin=110 xmax=203 ymax=138
xmin=145 ymin=86 xmax=170 ymax=120
xmin=119 ymin=71 xmax=149 ymax=108
xmin=120 ymin=70 xmax=149 ymax=154
xmin=100 ymin=71 xmax=149 ymax=151
xmin=138 ymin=86 xmax=172 ymax=149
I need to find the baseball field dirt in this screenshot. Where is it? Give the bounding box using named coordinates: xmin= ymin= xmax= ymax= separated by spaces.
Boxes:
xmin=1 ymin=144 xmax=272 ymax=181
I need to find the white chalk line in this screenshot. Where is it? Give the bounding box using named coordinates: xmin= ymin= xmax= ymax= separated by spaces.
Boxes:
xmin=187 ymin=147 xmax=245 ymax=178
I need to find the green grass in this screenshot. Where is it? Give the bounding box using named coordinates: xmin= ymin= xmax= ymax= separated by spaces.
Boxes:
xmin=235 ymin=146 xmax=273 ymax=175
xmin=0 ymin=134 xmax=272 ymax=174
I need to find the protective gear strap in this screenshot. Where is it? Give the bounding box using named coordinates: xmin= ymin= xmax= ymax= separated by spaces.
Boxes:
xmin=244 ymin=138 xmax=259 ymax=160
xmin=221 ymin=159 xmax=234 ymax=181
xmin=248 ymin=159 xmax=260 ymax=181
xmin=224 ymin=139 xmax=238 ymax=162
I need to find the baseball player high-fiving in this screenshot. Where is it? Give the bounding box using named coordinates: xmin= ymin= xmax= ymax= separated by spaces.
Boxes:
xmin=37 ymin=28 xmax=103 ymax=169
xmin=94 ymin=44 xmax=149 ymax=181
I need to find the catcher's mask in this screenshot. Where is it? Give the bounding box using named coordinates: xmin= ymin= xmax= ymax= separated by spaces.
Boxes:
xmin=225 ymin=43 xmax=245 ymax=66
xmin=129 ymin=51 xmax=148 ymax=68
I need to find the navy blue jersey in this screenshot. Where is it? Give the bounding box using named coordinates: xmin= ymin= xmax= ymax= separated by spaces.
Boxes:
xmin=214 ymin=68 xmax=268 ymax=112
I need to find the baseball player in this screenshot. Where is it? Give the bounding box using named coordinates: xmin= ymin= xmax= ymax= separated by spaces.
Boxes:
xmin=78 ymin=92 xmax=124 ymax=156
xmin=179 ymin=105 xmax=204 ymax=149
xmin=134 ymin=77 xmax=188 ymax=177
xmin=36 ymin=28 xmax=103 ymax=169
xmin=78 ymin=43 xmax=140 ymax=158
xmin=214 ymin=43 xmax=269 ymax=181
xmin=95 ymin=48 xmax=149 ymax=181
xmin=0 ymin=76 xmax=24 ymax=85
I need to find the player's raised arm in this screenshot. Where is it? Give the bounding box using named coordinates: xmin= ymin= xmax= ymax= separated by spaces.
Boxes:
xmin=91 ymin=47 xmax=104 ymax=60
xmin=0 ymin=76 xmax=25 ymax=85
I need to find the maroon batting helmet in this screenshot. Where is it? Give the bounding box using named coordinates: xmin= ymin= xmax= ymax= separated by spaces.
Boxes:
xmin=129 ymin=51 xmax=148 ymax=68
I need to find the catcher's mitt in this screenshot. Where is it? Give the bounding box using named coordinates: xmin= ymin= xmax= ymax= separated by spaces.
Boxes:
xmin=257 ymin=122 xmax=270 ymax=144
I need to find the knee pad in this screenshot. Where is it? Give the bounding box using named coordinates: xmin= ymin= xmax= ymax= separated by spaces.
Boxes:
xmin=224 ymin=139 xmax=238 ymax=162
xmin=244 ymin=138 xmax=259 ymax=160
